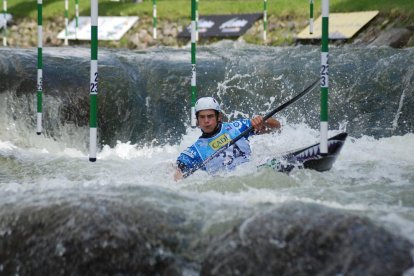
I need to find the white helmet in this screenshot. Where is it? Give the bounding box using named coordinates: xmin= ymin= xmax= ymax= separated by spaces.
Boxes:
xmin=195 ymin=97 xmax=220 ymax=113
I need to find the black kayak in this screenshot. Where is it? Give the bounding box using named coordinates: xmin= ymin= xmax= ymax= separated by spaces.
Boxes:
xmin=258 ymin=132 xmax=348 ymax=173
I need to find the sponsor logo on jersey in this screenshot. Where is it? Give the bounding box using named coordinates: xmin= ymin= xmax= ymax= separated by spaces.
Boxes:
xmin=209 ymin=133 xmax=231 ymax=150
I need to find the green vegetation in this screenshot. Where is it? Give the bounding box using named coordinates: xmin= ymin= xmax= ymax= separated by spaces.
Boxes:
xmin=8 ymin=0 xmax=414 ymax=21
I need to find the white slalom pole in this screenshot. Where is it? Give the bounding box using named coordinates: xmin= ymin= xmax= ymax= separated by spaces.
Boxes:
xmin=195 ymin=0 xmax=199 ymax=41
xmin=64 ymin=0 xmax=69 ymax=45
xmin=320 ymin=0 xmax=329 ymax=154
xmin=37 ymin=0 xmax=43 ymax=135
xmin=89 ymin=0 xmax=98 ymax=162
xmin=190 ymin=0 xmax=197 ymax=127
xmin=2 ymin=0 xmax=7 ymax=46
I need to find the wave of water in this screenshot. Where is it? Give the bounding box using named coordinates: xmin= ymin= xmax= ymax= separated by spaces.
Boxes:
xmin=0 ymin=44 xmax=413 ymax=274
xmin=1 ymin=124 xmax=413 ymax=274
xmin=1 ymin=44 xmax=413 ymax=147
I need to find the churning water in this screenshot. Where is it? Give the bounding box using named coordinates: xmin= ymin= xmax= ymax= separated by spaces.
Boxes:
xmin=0 ymin=43 xmax=413 ymax=275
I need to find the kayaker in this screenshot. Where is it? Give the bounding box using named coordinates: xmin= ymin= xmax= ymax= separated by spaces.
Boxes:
xmin=174 ymin=97 xmax=281 ymax=181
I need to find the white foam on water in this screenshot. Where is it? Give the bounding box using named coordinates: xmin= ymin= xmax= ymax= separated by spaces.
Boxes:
xmin=0 ymin=110 xmax=413 ymax=244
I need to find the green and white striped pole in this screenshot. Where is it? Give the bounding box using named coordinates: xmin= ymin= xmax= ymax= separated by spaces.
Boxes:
xmin=320 ymin=0 xmax=329 ymax=154
xmin=64 ymin=0 xmax=69 ymax=45
xmin=195 ymin=0 xmax=199 ymax=41
xmin=152 ymin=0 xmax=156 ymax=39
xmin=75 ymin=0 xmax=79 ymax=39
xmin=36 ymin=0 xmax=43 ymax=135
xmin=89 ymin=0 xmax=98 ymax=162
xmin=309 ymin=0 xmax=314 ymax=34
xmin=2 ymin=0 xmax=7 ymax=46
xmin=263 ymin=0 xmax=267 ymax=42
xmin=190 ymin=0 xmax=197 ymax=127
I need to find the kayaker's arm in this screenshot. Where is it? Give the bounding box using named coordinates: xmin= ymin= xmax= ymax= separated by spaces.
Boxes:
xmin=174 ymin=169 xmax=183 ymax=181
xmin=174 ymin=161 xmax=188 ymax=181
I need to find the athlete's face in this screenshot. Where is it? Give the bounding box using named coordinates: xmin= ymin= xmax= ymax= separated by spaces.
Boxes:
xmin=197 ymin=110 xmax=220 ymax=134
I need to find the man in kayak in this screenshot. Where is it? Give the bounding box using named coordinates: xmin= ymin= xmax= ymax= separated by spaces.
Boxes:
xmin=174 ymin=97 xmax=281 ymax=181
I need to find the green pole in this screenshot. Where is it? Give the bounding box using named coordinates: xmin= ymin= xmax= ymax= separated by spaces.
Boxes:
xmin=2 ymin=0 xmax=7 ymax=46
xmin=75 ymin=0 xmax=79 ymax=39
xmin=190 ymin=0 xmax=197 ymax=127
xmin=309 ymin=0 xmax=314 ymax=34
xmin=263 ymin=0 xmax=267 ymax=42
xmin=320 ymin=0 xmax=329 ymax=154
xmin=152 ymin=0 xmax=156 ymax=39
xmin=64 ymin=0 xmax=69 ymax=45
xmin=89 ymin=0 xmax=98 ymax=162
xmin=195 ymin=0 xmax=199 ymax=41
xmin=36 ymin=0 xmax=43 ymax=135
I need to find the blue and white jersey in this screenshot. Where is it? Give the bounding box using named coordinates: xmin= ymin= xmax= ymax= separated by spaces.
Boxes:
xmin=177 ymin=119 xmax=255 ymax=175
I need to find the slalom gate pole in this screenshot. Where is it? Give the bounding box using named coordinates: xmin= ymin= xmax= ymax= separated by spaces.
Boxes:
xmin=64 ymin=0 xmax=69 ymax=45
xmin=309 ymin=0 xmax=314 ymax=34
xmin=190 ymin=0 xmax=197 ymax=127
xmin=263 ymin=0 xmax=267 ymax=42
xmin=2 ymin=0 xmax=7 ymax=46
xmin=195 ymin=0 xmax=199 ymax=41
xmin=75 ymin=0 xmax=79 ymax=39
xmin=152 ymin=0 xmax=156 ymax=39
xmin=36 ymin=0 xmax=43 ymax=135
xmin=89 ymin=0 xmax=98 ymax=162
xmin=320 ymin=0 xmax=329 ymax=154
